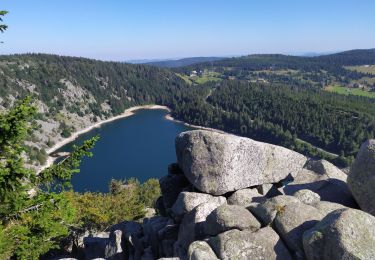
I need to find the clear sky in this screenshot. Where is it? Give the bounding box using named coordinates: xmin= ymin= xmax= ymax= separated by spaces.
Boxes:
xmin=1 ymin=0 xmax=374 ymax=61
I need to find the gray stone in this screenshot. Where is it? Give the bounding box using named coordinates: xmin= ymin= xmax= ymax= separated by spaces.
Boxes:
xmin=156 ymin=196 xmax=167 ymax=217
xmin=293 ymin=189 xmax=321 ymax=205
xmin=105 ymin=230 xmax=123 ymax=259
xmin=171 ymin=191 xmax=226 ymax=221
xmin=205 ymin=204 xmax=261 ymax=236
xmin=227 ymin=188 xmax=266 ymax=207
xmin=176 ymin=130 xmax=307 ymax=195
xmin=257 ymin=183 xmax=283 ymax=197
xmin=159 ymin=173 xmax=191 ymax=210
xmin=188 ymin=241 xmax=219 ymax=260
xmin=168 ymin=163 xmax=184 ymax=175
xmin=143 ymin=216 xmax=170 ymax=258
xmin=348 ymin=139 xmax=375 ymax=215
xmin=108 ymin=220 xmax=144 ymax=259
xmin=161 ymin=239 xmax=175 ymax=258
xmin=141 ymin=246 xmax=154 ymax=260
xmin=311 ymin=201 xmax=346 ymax=216
xmin=317 ymin=178 xmax=356 ymax=207
xmin=305 ymin=159 xmax=347 ymax=182
xmin=256 ymin=183 xmax=273 ymax=195
xmin=274 ymin=202 xmax=324 ymax=258
xmin=109 ymin=221 xmax=142 ymax=237
xmin=303 ymin=208 xmax=375 ymax=260
xmin=83 ymin=236 xmax=108 ymax=259
xmin=176 ymin=201 xmax=225 ymax=252
xmin=158 ymin=224 xmax=179 ymax=241
xmin=282 ymin=168 xmax=356 ymax=207
xmin=283 ymin=169 xmax=327 ymax=191
xmin=249 ymin=195 xmax=301 ymax=225
xmin=208 ymin=227 xmax=292 ymax=260
xmin=144 ymin=207 xmax=156 ymax=218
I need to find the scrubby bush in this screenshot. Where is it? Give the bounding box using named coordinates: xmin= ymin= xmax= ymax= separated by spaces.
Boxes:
xmin=68 ymin=178 xmax=161 ymax=231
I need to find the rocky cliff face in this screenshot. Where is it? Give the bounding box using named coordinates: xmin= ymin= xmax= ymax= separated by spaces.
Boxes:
xmin=74 ymin=130 xmax=375 ymax=260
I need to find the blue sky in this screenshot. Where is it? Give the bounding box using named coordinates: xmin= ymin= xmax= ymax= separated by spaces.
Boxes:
xmin=1 ymin=0 xmax=374 ymax=61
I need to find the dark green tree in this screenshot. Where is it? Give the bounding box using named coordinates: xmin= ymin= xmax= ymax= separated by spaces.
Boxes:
xmin=0 ymin=10 xmax=7 ymax=43
xmin=0 ymin=98 xmax=98 ymax=259
xmin=0 ymin=10 xmax=7 ymax=32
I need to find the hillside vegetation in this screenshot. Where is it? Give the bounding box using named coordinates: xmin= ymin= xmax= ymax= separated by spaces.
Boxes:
xmin=0 ymin=51 xmax=374 ymax=167
xmin=0 ymin=54 xmax=189 ymax=167
xmin=175 ymin=49 xmax=375 ymax=91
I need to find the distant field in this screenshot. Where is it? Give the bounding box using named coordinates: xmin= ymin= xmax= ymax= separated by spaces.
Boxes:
xmin=194 ymin=75 xmax=222 ymax=84
xmin=325 ymin=85 xmax=375 ymax=98
xmin=256 ymin=69 xmax=299 ymax=75
xmin=345 ymin=65 xmax=375 ymax=75
xmin=176 ymin=73 xmax=193 ymax=85
xmin=176 ymin=71 xmax=222 ymax=85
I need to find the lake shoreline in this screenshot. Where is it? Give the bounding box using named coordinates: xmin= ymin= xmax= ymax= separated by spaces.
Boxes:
xmin=38 ymin=104 xmax=223 ymax=173
xmin=39 ymin=105 xmax=171 ymax=172
xmin=164 ymin=114 xmax=225 ymax=134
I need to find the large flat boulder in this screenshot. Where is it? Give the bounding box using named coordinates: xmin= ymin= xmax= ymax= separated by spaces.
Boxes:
xmin=348 ymin=139 xmax=375 ymax=215
xmin=303 ymin=208 xmax=375 ymax=260
xmin=176 ymin=130 xmax=307 ymax=195
xmin=208 ymin=227 xmax=292 ymax=260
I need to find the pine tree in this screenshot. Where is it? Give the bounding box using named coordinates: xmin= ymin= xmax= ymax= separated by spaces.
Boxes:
xmin=0 ymin=98 xmax=98 ymax=259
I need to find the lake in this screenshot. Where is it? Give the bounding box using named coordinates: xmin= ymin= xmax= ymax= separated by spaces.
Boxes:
xmin=57 ymin=109 xmax=193 ymax=192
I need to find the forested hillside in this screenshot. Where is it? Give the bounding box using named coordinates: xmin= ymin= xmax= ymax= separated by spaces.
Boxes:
xmin=0 ymin=54 xmax=190 ymax=166
xmin=168 ymin=80 xmax=375 ymax=166
xmin=1 ymin=52 xmax=374 ymax=167
xmin=175 ymin=49 xmax=375 ymax=90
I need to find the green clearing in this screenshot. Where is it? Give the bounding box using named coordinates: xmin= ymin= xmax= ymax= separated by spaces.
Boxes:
xmin=353 ymin=76 xmax=375 ymax=85
xmin=194 ymin=75 xmax=222 ymax=84
xmin=256 ymin=69 xmax=299 ymax=75
xmin=176 ymin=71 xmax=222 ymax=85
xmin=345 ymin=65 xmax=375 ymax=75
xmin=176 ymin=73 xmax=193 ymax=85
xmin=325 ymin=85 xmax=375 ymax=98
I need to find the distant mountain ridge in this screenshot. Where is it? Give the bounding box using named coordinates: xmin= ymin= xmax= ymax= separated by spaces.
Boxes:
xmin=174 ymin=48 xmax=375 ymax=80
xmin=141 ymin=49 xmax=375 ymax=69
xmin=144 ymin=57 xmax=224 ymax=68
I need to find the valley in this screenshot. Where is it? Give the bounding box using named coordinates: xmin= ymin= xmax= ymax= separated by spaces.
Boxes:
xmin=2 ymin=2 xmax=375 ymax=259
xmin=1 ymin=50 xmax=375 ymax=170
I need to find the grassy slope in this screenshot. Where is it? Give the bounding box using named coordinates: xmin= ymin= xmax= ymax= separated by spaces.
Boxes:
xmin=345 ymin=65 xmax=375 ymax=75
xmin=325 ymin=85 xmax=375 ymax=98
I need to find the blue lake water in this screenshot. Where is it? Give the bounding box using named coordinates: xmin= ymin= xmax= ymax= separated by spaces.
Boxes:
xmin=57 ymin=109 xmax=193 ymax=192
